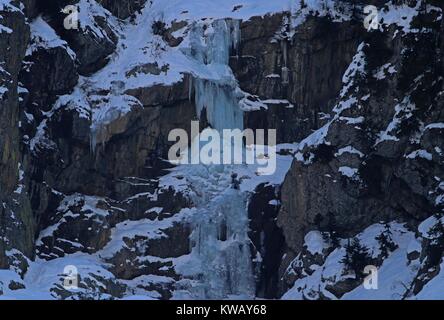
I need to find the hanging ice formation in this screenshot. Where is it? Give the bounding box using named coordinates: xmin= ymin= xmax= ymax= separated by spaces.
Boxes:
xmin=186 ymin=19 xmax=244 ymax=131
xmin=281 ymin=40 xmax=290 ymax=85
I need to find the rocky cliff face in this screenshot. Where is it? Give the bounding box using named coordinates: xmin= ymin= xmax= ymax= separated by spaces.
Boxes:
xmin=0 ymin=0 xmax=34 ymax=274
xmin=0 ymin=0 xmax=443 ymax=299
xmin=278 ymin=1 xmax=444 ymax=299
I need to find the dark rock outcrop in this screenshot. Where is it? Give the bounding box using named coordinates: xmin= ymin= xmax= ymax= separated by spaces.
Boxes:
xmin=20 ymin=46 xmax=78 ymax=112
xmin=248 ymin=183 xmax=284 ymax=299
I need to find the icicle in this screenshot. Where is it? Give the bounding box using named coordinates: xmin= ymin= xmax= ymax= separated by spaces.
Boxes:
xmin=227 ymin=19 xmax=241 ymax=57
xmin=187 ymin=18 xmax=244 ymax=132
xmin=188 ymin=75 xmax=193 ymax=101
xmin=90 ymin=123 xmax=106 ymax=155
xmin=193 ymin=78 xmax=243 ymax=132
xmin=90 ymin=128 xmax=97 ymax=154
xmin=281 ymin=40 xmax=290 ymax=85
xmin=281 ymin=40 xmax=288 ymax=67
xmin=281 ymin=66 xmax=290 ymax=85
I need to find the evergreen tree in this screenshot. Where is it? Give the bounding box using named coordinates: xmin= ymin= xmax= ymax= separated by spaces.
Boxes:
xmin=375 ymin=223 xmax=398 ymax=259
xmin=341 ymin=237 xmax=372 ymax=277
xmin=326 ymin=212 xmax=340 ymax=247
xmin=426 ymin=216 xmax=444 ymax=266
xmin=321 ymin=231 xmax=340 ymax=248
xmin=329 ymin=231 xmax=340 ymax=247
xmin=341 ymin=239 xmax=353 ymax=270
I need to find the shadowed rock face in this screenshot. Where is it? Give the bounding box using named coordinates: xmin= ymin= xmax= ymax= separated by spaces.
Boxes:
xmin=33 ymin=89 xmax=195 ymax=197
xmin=237 ymin=14 xmax=363 ymax=143
xmin=277 ymin=3 xmax=444 ymax=296
xmin=98 ymin=0 xmax=147 ymax=19
xmin=20 ymin=46 xmax=79 ymax=111
xmin=233 ymin=12 xmax=363 ymax=298
xmin=22 ymin=0 xmax=38 ymax=17
xmin=0 ymin=1 xmax=34 ymax=269
xmin=248 ymin=183 xmax=284 ymax=299
xmin=36 ymin=0 xmax=119 ymax=75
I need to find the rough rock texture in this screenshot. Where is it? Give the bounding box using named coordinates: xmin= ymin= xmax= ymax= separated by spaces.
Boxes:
xmin=20 ymin=46 xmax=78 ymax=112
xmin=278 ymin=1 xmax=444 ymax=297
xmin=248 ymin=183 xmax=284 ymax=298
xmin=0 ymin=0 xmax=34 ymax=271
xmin=238 ymin=14 xmax=363 ymax=143
xmin=22 ymin=0 xmax=38 ymax=18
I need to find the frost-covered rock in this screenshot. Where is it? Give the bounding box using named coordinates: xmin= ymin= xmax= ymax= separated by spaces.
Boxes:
xmin=278 ymin=1 xmax=444 ymax=299
xmin=20 ymin=17 xmax=78 ymax=113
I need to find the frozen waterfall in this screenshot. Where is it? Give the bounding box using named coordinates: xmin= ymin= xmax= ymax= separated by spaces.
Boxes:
xmin=184 ymin=164 xmax=256 ymax=299
xmin=178 ymin=19 xmax=255 ymax=299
